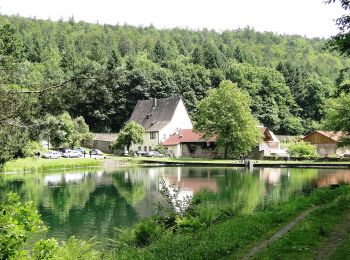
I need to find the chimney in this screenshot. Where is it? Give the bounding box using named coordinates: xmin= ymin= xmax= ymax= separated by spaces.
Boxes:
xmin=153 ymin=97 xmax=157 ymax=108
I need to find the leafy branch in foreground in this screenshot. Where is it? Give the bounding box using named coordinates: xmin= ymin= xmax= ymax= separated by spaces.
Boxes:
xmin=159 ymin=178 xmax=193 ymax=218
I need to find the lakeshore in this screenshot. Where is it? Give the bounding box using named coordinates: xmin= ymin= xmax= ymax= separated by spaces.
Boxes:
xmin=3 ymin=156 xmax=350 ymax=174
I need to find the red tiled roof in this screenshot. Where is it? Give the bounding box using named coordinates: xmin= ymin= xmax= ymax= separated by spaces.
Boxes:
xmin=162 ymin=129 xmax=216 ymax=146
xmin=304 ymin=131 xmax=345 ymax=142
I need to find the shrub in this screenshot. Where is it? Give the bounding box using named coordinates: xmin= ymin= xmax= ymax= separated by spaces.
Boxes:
xmin=32 ymin=238 xmax=58 ymax=260
xmin=288 ymin=141 xmax=318 ymax=159
xmin=132 ymin=219 xmax=164 ymax=247
xmin=0 ymin=192 xmax=45 ymax=259
xmin=175 ymin=215 xmax=205 ymax=232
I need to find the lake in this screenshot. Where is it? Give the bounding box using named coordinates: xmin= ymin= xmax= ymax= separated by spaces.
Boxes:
xmin=1 ymin=166 xmax=350 ymax=243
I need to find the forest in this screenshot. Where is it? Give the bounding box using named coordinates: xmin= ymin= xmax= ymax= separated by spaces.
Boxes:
xmin=0 ymin=14 xmax=349 ymax=161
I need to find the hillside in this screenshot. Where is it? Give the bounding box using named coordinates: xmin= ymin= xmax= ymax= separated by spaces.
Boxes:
xmin=0 ymin=14 xmax=349 ymax=134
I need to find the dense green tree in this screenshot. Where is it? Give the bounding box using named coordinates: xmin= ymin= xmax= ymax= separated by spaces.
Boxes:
xmin=112 ymin=121 xmax=144 ymax=153
xmin=43 ymin=113 xmax=91 ymax=149
xmin=323 ymin=94 xmax=350 ymax=146
xmin=194 ymin=80 xmax=262 ymax=158
xmin=326 ymin=0 xmax=350 ymax=55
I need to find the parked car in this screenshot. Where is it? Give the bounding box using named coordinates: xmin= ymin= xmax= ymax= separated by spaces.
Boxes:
xmin=91 ymin=148 xmax=103 ymax=155
xmin=146 ymin=151 xmax=165 ymax=157
xmin=62 ymin=150 xmax=82 ymax=158
xmin=74 ymin=147 xmax=86 ymax=153
xmin=42 ymin=151 xmax=61 ymax=159
xmin=135 ymin=151 xmax=147 ymax=157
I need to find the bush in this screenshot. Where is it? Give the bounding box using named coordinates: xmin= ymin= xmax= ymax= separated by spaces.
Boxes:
xmin=132 ymin=219 xmax=164 ymax=247
xmin=0 ymin=192 xmax=45 ymax=259
xmin=32 ymin=238 xmax=58 ymax=260
xmin=288 ymin=141 xmax=318 ymax=159
xmin=22 ymin=141 xmax=46 ymax=157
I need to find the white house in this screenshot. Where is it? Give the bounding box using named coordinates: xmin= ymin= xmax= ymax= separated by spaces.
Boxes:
xmin=129 ymin=96 xmax=193 ymax=153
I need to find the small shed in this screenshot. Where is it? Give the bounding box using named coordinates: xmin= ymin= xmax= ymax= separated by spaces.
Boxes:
xmin=88 ymin=133 xmax=117 ymax=154
xmin=302 ymin=131 xmax=349 ymax=156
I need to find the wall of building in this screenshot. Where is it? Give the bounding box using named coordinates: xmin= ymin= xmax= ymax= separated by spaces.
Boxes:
xmin=130 ymin=131 xmax=160 ymax=152
xmin=93 ymin=140 xmax=113 ymax=153
xmin=181 ymin=142 xmax=224 ymax=158
xmin=159 ymin=99 xmax=193 ymax=143
xmin=165 ymin=144 xmax=182 ymax=157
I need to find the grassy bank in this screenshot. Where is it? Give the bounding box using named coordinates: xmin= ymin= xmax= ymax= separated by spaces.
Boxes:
xmin=254 ymin=192 xmax=350 ymax=259
xmin=1 ymin=157 xmax=102 ymax=173
xmin=106 ymin=185 xmax=350 ymax=259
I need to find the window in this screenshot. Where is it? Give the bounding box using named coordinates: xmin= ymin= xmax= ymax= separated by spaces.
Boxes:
xmin=149 ymin=146 xmax=152 ymax=151
xmin=150 ymin=132 xmax=156 ymax=139
xmin=163 ymin=134 xmax=166 ymax=139
xmin=144 ymin=146 xmax=147 ymax=152
xmin=138 ymin=146 xmax=141 ymax=151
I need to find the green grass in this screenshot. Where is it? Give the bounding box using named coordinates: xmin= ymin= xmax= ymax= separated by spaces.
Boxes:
xmin=109 ymin=186 xmax=350 ymax=259
xmin=254 ymin=193 xmax=350 ymax=259
xmin=1 ymin=157 xmax=102 ymax=173
xmin=331 ymin=231 xmax=350 ymax=259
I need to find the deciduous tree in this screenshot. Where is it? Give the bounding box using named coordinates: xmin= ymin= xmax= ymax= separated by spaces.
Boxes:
xmin=112 ymin=121 xmax=144 ymax=153
xmin=194 ymin=80 xmax=262 ymax=158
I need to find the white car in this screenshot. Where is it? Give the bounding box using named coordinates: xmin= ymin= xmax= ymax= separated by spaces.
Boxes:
xmin=62 ymin=150 xmax=82 ymax=158
xmin=42 ymin=151 xmax=61 ymax=159
xmin=91 ymin=149 xmax=103 ymax=155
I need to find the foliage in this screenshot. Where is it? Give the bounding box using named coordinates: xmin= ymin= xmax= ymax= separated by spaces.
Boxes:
xmin=112 ymin=121 xmax=144 ymax=152
xmin=32 ymin=238 xmax=59 ymax=260
xmin=326 ymin=0 xmax=350 ymax=56
xmin=194 ymin=80 xmax=262 ymax=158
xmin=323 ymin=94 xmax=350 ymax=147
xmin=132 ymin=219 xmax=165 ymax=247
xmin=0 ymin=15 xmax=347 ymax=139
xmin=153 ymin=144 xmax=167 ymax=154
xmin=21 ymin=141 xmax=45 ymax=157
xmin=112 ymin=185 xmax=350 ymax=259
xmin=288 ymin=141 xmax=318 ymax=158
xmin=43 ymin=112 xmax=91 ymax=149
xmin=0 ymin=192 xmax=45 ymax=259
xmin=54 ymin=236 xmax=100 ymax=260
xmin=159 ymin=178 xmax=193 ymax=218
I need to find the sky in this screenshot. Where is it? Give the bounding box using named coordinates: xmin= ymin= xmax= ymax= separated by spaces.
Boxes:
xmin=0 ymin=0 xmax=346 ymax=38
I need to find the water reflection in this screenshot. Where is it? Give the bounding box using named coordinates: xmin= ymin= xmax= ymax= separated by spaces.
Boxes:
xmin=1 ymin=167 xmax=350 ymax=242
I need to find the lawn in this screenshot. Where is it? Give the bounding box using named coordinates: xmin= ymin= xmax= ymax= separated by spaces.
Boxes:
xmin=1 ymin=157 xmax=102 ymax=173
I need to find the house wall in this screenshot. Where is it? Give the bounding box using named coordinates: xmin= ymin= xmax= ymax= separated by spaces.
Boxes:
xmin=303 ymin=132 xmax=337 ymax=145
xmin=130 ymin=131 xmax=160 ymax=152
xmin=159 ymin=99 xmax=193 ymax=143
xmin=130 ymin=99 xmax=193 ymax=153
xmin=165 ymin=144 xmax=182 ymax=157
xmin=303 ymin=132 xmax=342 ymax=156
xmin=93 ymin=140 xmax=113 ymax=153
xmin=181 ymin=142 xmax=224 ymax=158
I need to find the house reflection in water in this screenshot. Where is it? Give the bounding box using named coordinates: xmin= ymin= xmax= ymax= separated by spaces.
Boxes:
xmin=316 ymin=169 xmax=350 ymax=187
xmin=259 ymin=168 xmax=285 ymax=185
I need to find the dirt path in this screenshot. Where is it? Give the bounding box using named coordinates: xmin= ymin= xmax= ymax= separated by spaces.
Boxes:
xmin=242 ymin=207 xmax=318 ymax=259
xmin=314 ymin=211 xmax=350 ymax=260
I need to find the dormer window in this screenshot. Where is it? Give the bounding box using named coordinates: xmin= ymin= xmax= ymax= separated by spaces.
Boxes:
xmin=147 ymin=113 xmax=152 ymax=119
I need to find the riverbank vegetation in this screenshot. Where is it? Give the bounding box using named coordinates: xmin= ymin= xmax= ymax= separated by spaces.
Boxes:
xmin=1 ymin=157 xmax=101 ymax=172
xmin=3 ymin=184 xmax=350 ymax=259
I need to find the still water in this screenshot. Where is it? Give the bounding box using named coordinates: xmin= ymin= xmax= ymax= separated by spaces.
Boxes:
xmin=1 ymin=166 xmax=350 ymax=242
